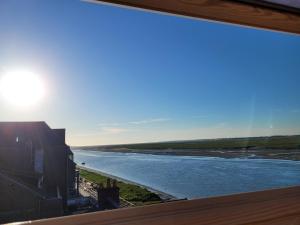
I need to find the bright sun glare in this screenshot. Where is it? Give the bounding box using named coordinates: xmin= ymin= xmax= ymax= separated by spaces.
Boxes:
xmin=0 ymin=70 xmax=45 ymax=107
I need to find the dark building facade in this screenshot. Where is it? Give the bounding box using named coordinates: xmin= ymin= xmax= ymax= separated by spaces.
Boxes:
xmin=0 ymin=122 xmax=76 ymax=223
xmin=97 ymin=178 xmax=120 ymax=210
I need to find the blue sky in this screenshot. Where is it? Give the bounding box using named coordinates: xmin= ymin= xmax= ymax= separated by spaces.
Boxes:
xmin=0 ymin=0 xmax=300 ymax=146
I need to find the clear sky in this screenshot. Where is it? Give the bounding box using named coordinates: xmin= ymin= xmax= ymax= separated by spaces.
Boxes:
xmin=0 ymin=0 xmax=300 ymax=146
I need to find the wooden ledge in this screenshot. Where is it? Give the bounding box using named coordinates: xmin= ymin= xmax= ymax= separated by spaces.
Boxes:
xmin=88 ymin=0 xmax=300 ymax=35
xmin=20 ymin=186 xmax=300 ymax=225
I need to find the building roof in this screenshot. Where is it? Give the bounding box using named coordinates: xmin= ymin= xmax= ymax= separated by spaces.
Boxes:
xmin=0 ymin=121 xmax=67 ymax=146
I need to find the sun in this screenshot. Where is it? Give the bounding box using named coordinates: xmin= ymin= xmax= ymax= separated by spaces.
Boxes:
xmin=0 ymin=70 xmax=45 ymax=107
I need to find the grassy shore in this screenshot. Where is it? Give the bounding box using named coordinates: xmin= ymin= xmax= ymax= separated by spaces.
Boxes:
xmin=79 ymin=168 xmax=162 ymax=206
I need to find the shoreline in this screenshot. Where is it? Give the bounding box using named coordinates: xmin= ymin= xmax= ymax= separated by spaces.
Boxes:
xmin=72 ymin=135 xmax=300 ymax=161
xmin=73 ymin=148 xmax=300 ymax=161
xmin=77 ymin=165 xmax=178 ymax=201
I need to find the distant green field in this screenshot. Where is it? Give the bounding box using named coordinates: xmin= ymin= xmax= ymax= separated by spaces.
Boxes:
xmin=75 ymin=135 xmax=300 ymax=160
xmin=79 ymin=169 xmax=161 ymax=205
xmin=116 ymin=135 xmax=300 ymax=150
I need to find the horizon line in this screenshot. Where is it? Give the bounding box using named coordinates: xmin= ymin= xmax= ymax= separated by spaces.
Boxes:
xmin=70 ymin=133 xmax=300 ymax=148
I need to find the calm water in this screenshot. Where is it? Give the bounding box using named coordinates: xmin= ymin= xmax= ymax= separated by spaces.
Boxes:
xmin=73 ymin=149 xmax=300 ymax=199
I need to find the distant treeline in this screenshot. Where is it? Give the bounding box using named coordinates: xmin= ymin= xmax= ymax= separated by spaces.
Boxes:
xmin=75 ymin=135 xmax=300 ymax=150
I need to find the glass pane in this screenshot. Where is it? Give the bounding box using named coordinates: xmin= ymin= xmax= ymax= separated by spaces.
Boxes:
xmin=0 ymin=0 xmax=299 ymax=224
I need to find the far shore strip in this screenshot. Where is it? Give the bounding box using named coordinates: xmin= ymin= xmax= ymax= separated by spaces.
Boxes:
xmin=77 ymin=165 xmax=178 ymax=201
